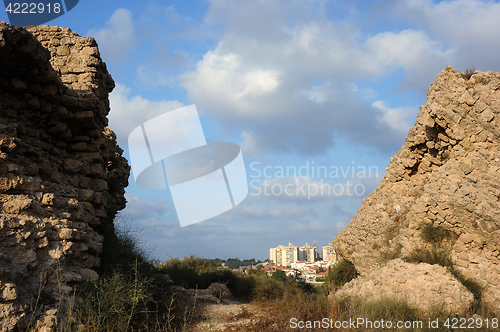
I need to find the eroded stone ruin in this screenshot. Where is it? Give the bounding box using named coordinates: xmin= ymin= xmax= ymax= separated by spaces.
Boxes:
xmin=0 ymin=22 xmax=129 ymax=331
xmin=333 ymin=66 xmax=500 ymax=313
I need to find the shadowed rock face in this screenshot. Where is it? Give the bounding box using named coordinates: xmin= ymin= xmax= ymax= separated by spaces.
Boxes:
xmin=332 ymin=66 xmax=500 ymax=311
xmin=0 ymin=22 xmax=129 ymax=331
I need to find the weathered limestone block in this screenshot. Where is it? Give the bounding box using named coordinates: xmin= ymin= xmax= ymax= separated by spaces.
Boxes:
xmin=335 ymin=259 xmax=474 ymax=314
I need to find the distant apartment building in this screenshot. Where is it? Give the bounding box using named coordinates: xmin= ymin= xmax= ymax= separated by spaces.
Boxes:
xmin=270 ymin=242 xmax=318 ymax=266
xmin=322 ymin=242 xmax=338 ymax=262
xmin=298 ymin=243 xmax=317 ymax=263
xmin=269 ymin=243 xmax=298 ymax=267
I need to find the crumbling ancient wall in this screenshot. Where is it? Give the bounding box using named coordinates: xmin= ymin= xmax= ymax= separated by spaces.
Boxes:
xmin=0 ymin=22 xmax=129 ymax=331
xmin=333 ymin=66 xmax=500 ymax=312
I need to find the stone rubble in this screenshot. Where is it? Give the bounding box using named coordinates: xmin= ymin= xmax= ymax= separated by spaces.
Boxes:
xmin=173 ymin=283 xmax=233 ymax=304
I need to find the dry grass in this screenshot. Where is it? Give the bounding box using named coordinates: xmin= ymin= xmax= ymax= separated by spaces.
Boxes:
xmin=404 ymin=245 xmax=453 ymax=267
xmin=35 ymin=254 xmax=497 ymax=332
xmin=23 ymin=215 xmax=495 ymax=331
xmin=420 ymin=224 xmax=456 ymax=244
xmin=462 ymin=64 xmax=476 ymax=80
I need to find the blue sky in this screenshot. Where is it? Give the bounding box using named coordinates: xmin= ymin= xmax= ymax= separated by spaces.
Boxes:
xmin=3 ymin=0 xmax=500 ymax=261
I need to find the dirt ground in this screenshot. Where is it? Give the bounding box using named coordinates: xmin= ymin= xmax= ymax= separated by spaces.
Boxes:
xmin=189 ymin=298 xmax=276 ymax=332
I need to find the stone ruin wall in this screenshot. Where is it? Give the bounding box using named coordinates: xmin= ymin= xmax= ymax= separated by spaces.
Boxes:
xmin=0 ymin=22 xmax=129 ymax=331
xmin=333 ymin=66 xmax=500 ymax=311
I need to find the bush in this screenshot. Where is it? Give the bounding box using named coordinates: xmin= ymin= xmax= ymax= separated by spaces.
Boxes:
xmin=420 ymin=224 xmax=456 ymax=245
xmin=403 ymin=246 xmax=453 ymax=267
xmin=25 ymin=256 xmax=195 ymax=331
xmin=97 ymin=213 xmax=153 ymax=277
xmin=334 ymin=296 xmax=475 ymax=332
xmin=26 ymin=217 xmax=199 ymax=332
xmin=157 ymin=255 xmax=255 ymax=299
xmin=271 ymin=269 xmax=287 ymax=282
xmin=326 ymin=259 xmax=357 ymax=290
xmin=462 ymin=64 xmax=476 ymax=80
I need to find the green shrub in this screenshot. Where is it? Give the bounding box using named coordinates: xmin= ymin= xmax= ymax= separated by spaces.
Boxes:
xmin=97 ymin=214 xmax=153 ymax=277
xmin=335 ymin=296 xmax=467 ymax=332
xmin=157 ymin=255 xmax=255 ymax=299
xmin=251 ymin=273 xmax=286 ymax=300
xmin=271 ymin=269 xmax=287 ymax=282
xmin=403 ymin=246 xmax=453 ymax=267
xmin=420 ymin=224 xmax=456 ymax=245
xmin=41 ymin=217 xmax=197 ymax=331
xmin=326 ymin=259 xmax=357 ymax=289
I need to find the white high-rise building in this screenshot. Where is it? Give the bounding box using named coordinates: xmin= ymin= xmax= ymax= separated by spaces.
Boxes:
xmin=322 ymin=242 xmax=337 ymax=262
xmin=298 ymin=243 xmax=317 ymax=263
xmin=269 ymin=243 xmax=299 ymax=267
xmin=270 ymin=242 xmax=318 ymax=266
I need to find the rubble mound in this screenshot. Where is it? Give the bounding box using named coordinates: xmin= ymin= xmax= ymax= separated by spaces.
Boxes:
xmin=332 ymin=66 xmax=500 ymax=312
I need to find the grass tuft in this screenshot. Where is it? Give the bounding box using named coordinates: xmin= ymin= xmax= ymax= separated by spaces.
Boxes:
xmin=403 ymin=246 xmax=453 ymax=267
xmin=404 ymin=223 xmax=488 ymax=316
xmin=420 ymin=224 xmax=456 ymax=245
xmin=462 ymin=64 xmax=476 ymax=80
xmin=337 ymin=296 xmax=421 ymax=327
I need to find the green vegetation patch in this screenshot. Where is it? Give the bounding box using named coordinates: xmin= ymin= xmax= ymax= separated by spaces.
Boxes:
xmin=326 ymin=258 xmax=358 ymax=290
xmin=403 ymin=246 xmax=453 ymax=267
xmin=403 ymin=223 xmax=487 ymax=315
xmin=420 ymin=224 xmax=456 ymax=245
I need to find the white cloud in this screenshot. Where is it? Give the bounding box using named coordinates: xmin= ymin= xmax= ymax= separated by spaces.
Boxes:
xmin=108 ymin=83 xmax=184 ymax=145
xmin=255 ymin=176 xmax=375 ymax=201
xmin=226 ymin=225 xmax=265 ymax=234
xmin=82 ymin=0 xmax=500 ymax=262
xmin=87 ymin=8 xmax=136 ymax=62
xmin=404 ymin=0 xmax=500 ymax=41
xmin=179 ymin=2 xmax=454 ymax=155
xmin=372 ymin=100 xmax=416 ymax=135
xmin=138 ymin=4 xmax=204 ymax=41
xmin=366 ymin=30 xmax=447 ymax=70
xmin=304 ymin=84 xmax=328 ymax=104
xmin=181 ymin=50 xmax=281 ymax=117
xmin=366 ymin=29 xmax=452 ymax=90
xmin=393 ymin=0 xmax=500 ymax=71
xmin=122 ymin=193 xmax=175 ymax=227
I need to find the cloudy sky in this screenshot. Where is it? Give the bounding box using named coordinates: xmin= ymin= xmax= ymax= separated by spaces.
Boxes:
xmin=3 ymin=0 xmax=500 ymax=261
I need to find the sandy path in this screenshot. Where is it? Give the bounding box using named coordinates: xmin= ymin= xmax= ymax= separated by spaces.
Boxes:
xmin=190 ymin=299 xmax=269 ymax=332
